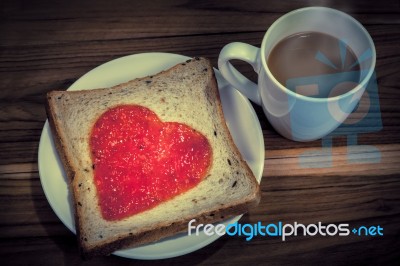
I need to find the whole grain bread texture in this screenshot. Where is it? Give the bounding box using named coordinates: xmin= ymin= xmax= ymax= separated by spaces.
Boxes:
xmin=45 ymin=57 xmax=261 ymax=259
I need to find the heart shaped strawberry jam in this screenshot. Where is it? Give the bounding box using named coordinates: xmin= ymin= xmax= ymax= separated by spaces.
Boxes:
xmin=90 ymin=105 xmax=212 ymax=221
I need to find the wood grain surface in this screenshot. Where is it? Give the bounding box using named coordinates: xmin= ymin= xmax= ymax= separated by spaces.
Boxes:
xmin=1 ymin=0 xmax=399 ymax=265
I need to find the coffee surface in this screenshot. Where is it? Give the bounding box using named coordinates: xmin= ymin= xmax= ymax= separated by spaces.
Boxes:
xmin=267 ymin=31 xmax=360 ymax=94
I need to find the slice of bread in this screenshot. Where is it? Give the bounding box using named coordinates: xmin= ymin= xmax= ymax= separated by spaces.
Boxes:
xmin=45 ymin=57 xmax=260 ymax=259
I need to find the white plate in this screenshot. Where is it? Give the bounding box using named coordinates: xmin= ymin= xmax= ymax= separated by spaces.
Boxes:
xmin=38 ymin=53 xmax=264 ymax=260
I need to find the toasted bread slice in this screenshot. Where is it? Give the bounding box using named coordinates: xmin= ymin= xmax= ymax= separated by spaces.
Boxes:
xmin=45 ymin=57 xmax=260 ymax=258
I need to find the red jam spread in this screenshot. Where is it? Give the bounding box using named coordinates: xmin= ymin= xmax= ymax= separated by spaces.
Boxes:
xmin=90 ymin=105 xmax=212 ymax=221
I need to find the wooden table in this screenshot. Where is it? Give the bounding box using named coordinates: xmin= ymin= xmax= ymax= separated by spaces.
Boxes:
xmin=1 ymin=0 xmax=399 ymax=265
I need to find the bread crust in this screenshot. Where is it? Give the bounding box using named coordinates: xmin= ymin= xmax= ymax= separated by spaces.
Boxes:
xmin=45 ymin=57 xmax=261 ymax=259
xmin=83 ymin=198 xmax=259 ymax=259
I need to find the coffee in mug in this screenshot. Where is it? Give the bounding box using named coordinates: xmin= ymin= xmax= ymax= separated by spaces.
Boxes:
xmin=218 ymin=7 xmax=376 ymax=141
xmin=267 ymin=31 xmax=360 ymax=97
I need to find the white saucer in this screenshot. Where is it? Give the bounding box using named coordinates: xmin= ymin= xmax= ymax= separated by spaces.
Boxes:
xmin=38 ymin=53 xmax=264 ymax=260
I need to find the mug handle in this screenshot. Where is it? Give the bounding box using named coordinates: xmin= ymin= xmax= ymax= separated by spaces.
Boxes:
xmin=218 ymin=42 xmax=262 ymax=105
